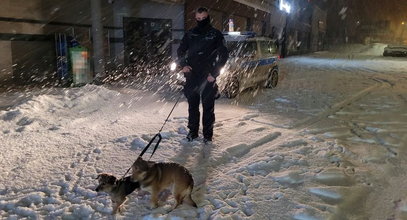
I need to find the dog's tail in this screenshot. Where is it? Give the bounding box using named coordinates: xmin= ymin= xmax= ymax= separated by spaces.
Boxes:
xmin=185 ymin=185 xmax=198 ymax=208
xmin=185 ymin=193 xmax=197 ymax=208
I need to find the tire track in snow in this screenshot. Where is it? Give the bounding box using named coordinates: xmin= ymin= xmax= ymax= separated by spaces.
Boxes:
xmin=298 ymin=75 xmax=406 ymax=219
xmin=210 ymin=132 xmax=281 ymax=167
xmin=292 ymin=77 xmax=388 ymax=130
xmin=296 ymin=75 xmax=400 ymax=156
xmin=275 ymin=56 xmax=407 ymax=219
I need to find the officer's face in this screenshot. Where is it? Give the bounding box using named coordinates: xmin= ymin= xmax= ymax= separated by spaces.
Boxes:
xmin=195 ymin=12 xmax=208 ymax=21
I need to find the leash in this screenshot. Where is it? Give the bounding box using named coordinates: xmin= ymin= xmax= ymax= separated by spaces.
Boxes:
xmin=120 ymin=89 xmax=184 ymax=180
xmin=119 ymin=74 xmax=214 ymax=180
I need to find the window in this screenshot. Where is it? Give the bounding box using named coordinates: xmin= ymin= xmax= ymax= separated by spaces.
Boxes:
xmin=259 ymin=40 xmax=277 ymax=56
xmin=226 ymin=41 xmax=257 ymax=57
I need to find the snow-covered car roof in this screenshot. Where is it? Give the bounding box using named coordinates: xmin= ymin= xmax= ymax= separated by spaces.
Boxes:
xmin=385 ymin=45 xmax=407 ymax=49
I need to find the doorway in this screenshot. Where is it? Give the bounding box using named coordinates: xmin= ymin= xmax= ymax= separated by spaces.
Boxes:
xmin=123 ymin=17 xmax=172 ymax=67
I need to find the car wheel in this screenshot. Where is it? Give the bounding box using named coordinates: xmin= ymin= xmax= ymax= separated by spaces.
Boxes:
xmin=265 ymin=69 xmax=278 ymax=88
xmin=224 ymin=78 xmax=239 ymax=99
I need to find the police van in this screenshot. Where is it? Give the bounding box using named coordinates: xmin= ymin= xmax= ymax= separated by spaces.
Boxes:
xmin=218 ymin=31 xmax=279 ymax=98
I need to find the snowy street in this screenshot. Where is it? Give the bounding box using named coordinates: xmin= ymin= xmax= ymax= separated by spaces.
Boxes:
xmin=1 ymin=44 xmax=407 ymax=219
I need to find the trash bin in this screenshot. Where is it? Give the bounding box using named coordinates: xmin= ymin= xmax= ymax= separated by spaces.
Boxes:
xmin=69 ymin=46 xmax=92 ymax=86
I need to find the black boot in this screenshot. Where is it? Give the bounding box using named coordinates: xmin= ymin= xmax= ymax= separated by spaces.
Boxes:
xmin=187 ymin=132 xmax=198 ymax=142
xmin=215 ymin=91 xmax=221 ymax=100
xmin=203 ymin=136 xmax=212 ymax=144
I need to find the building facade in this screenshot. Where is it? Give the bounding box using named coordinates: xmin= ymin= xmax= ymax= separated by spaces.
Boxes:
xmin=184 ymin=0 xmax=273 ymax=36
xmin=0 ymin=0 xmax=327 ymax=86
xmin=281 ymin=0 xmax=327 ymax=55
xmin=0 ymin=0 xmax=184 ymax=86
xmin=311 ymin=4 xmax=327 ymax=51
xmin=110 ymin=0 xmax=184 ymax=67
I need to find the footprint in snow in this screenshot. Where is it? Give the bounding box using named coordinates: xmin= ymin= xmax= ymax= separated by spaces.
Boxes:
xmin=237 ymin=121 xmax=247 ymax=127
xmin=130 ymin=137 xmax=148 ymax=150
xmin=248 ymin=127 xmax=267 ymax=132
xmin=93 ymin=148 xmax=102 ymax=154
xmin=65 ymin=174 xmax=73 ymax=181
xmin=114 ymin=136 xmax=128 ymax=143
xmin=1 ymin=110 xmax=21 ymax=121
xmin=214 ymin=122 xmax=223 ymax=128
xmin=84 ymin=155 xmax=91 ymax=162
xmin=16 ymin=116 xmax=34 ymax=126
xmin=177 ymin=126 xmax=188 ymax=135
xmin=241 ymin=114 xmax=259 ymax=121
xmin=48 ymin=125 xmax=60 ymax=131
xmin=279 ymin=140 xmax=308 ymax=148
xmin=173 ymin=116 xmax=188 ymax=121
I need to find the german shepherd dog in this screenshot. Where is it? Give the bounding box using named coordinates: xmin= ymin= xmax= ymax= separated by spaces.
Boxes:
xmin=95 ymin=173 xmax=140 ymax=214
xmin=131 ymin=157 xmax=197 ymax=209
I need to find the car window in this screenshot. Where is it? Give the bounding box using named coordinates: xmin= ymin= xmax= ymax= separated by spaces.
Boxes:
xmin=259 ymin=40 xmax=277 ymax=56
xmin=226 ymin=41 xmax=257 ymax=57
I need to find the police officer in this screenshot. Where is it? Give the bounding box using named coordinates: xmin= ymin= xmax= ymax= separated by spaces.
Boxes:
xmin=177 ymin=7 xmax=228 ymax=143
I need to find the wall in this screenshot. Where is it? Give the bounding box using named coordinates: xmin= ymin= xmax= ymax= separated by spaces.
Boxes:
xmin=0 ymin=0 xmax=44 ymax=20
xmin=0 ymin=0 xmax=184 ymax=86
xmin=11 ymin=41 xmax=55 ymax=84
xmin=283 ymin=0 xmax=315 ymax=55
xmin=325 ymin=0 xmax=347 ymax=45
xmin=0 ymin=0 xmax=46 ymax=85
xmin=111 ymin=0 xmax=184 ymax=62
xmin=269 ymin=7 xmax=287 ymax=39
xmin=0 ymin=41 xmax=13 ymax=83
xmin=0 ymin=0 xmax=97 ymax=85
xmin=311 ymin=5 xmax=327 ymax=51
xmin=185 ymin=0 xmax=271 ymax=35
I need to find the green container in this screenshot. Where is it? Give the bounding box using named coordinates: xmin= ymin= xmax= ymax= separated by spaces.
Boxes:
xmin=69 ymin=46 xmax=92 ymax=86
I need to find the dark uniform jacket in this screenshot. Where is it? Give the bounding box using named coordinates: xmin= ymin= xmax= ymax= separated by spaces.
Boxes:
xmin=177 ymin=25 xmax=228 ymax=82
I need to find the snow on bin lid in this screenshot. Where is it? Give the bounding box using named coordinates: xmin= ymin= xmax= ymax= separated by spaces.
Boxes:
xmin=223 ymin=31 xmax=256 ymax=37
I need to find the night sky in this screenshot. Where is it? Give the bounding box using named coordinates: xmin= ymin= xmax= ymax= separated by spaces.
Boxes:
xmin=321 ymin=0 xmax=407 ymax=36
xmin=351 ymin=0 xmax=407 ymax=24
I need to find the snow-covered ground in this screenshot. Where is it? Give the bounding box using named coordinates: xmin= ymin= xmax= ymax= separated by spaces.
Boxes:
xmin=1 ymin=43 xmax=407 ymax=219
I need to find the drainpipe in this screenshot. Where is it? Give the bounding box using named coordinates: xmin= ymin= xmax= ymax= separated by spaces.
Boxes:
xmin=90 ymin=0 xmax=105 ymax=81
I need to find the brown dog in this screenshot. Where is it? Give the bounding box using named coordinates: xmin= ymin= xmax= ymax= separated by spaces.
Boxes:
xmin=95 ymin=173 xmax=140 ymax=214
xmin=131 ymin=157 xmax=197 ymax=209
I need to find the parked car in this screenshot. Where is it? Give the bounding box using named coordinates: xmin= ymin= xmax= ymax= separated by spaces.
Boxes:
xmin=383 ymin=45 xmax=407 ymax=57
xmin=170 ymin=32 xmax=280 ymax=98
xmin=218 ymin=32 xmax=279 ymax=98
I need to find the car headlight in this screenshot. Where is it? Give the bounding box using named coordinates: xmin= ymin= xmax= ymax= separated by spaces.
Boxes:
xmin=220 ymin=67 xmax=226 ymax=75
xmin=176 ymin=72 xmax=183 ymax=79
xmin=170 ymin=62 xmax=177 ymax=71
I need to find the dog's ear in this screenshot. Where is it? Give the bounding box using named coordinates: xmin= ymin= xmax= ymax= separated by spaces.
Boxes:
xmin=96 ymin=174 xmax=101 ymax=180
xmin=147 ymin=161 xmax=155 ymax=168
xmin=133 ymin=157 xmax=143 ymax=166
xmin=108 ymin=175 xmax=117 ymax=184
